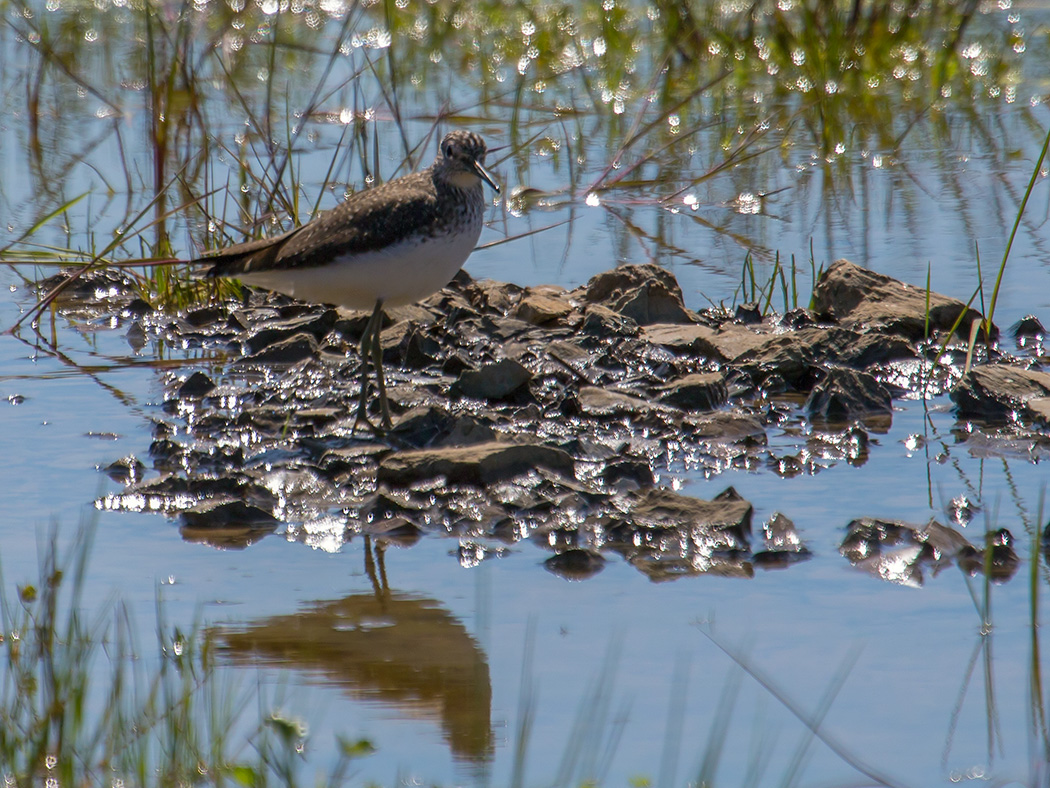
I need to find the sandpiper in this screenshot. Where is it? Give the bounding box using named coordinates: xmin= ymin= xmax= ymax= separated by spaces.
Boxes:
xmin=197 ymin=129 xmax=500 ymax=431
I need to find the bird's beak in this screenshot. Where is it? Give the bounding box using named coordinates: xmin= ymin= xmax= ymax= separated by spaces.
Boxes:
xmin=472 ymin=159 xmax=500 ymax=193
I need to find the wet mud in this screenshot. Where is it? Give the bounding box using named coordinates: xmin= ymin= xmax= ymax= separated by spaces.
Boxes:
xmin=37 ymin=259 xmax=1048 ymax=586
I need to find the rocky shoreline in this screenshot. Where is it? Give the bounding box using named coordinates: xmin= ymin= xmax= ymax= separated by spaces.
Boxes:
xmin=45 ymin=258 xmax=1048 ymax=586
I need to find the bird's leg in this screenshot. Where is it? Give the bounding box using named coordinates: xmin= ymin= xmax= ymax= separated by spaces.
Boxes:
xmin=353 ymin=304 xmax=382 ymax=434
xmin=370 ymin=299 xmax=392 ymax=429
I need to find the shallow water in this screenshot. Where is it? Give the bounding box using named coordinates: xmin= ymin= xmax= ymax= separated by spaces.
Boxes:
xmin=3 ymin=0 xmax=1050 ymax=784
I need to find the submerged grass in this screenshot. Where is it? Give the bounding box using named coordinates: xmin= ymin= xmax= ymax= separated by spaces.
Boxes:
xmin=0 ymin=522 xmax=370 ymax=786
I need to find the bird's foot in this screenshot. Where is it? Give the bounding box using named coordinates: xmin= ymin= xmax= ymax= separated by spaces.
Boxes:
xmin=352 ymin=387 xmax=385 ymax=436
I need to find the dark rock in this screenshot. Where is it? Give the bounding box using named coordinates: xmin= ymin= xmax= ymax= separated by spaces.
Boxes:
xmin=378 ymin=320 xmax=416 ymax=361
xmin=805 ymin=367 xmax=893 ymax=424
xmin=37 ymin=267 xmax=139 ymax=302
xmin=179 ymin=500 xmax=279 ymax=549
xmin=424 ymin=290 xmax=482 ymax=328
xmin=227 ymin=310 xmax=253 ymax=332
xmin=453 ymin=358 xmax=533 ymax=400
xmin=841 ymin=517 xmax=925 ymax=586
xmin=389 ymin=407 xmax=495 ymax=448
xmin=1011 ymin=314 xmax=1045 ymax=339
xmin=513 ymin=287 xmax=574 ymax=325
xmin=578 ymin=264 xmax=694 ymax=325
xmin=657 ymin=372 xmax=727 ymax=411
xmin=576 ymin=386 xmax=657 ymax=417
xmin=759 ymin=373 xmax=788 ymax=395
xmin=734 ymin=327 xmax=913 ymax=388
xmin=277 ymin=302 xmax=316 ymax=319
xmin=545 ymin=338 xmax=598 ymax=383
xmin=447 ymin=267 xmax=475 ymax=290
xmin=780 ymin=308 xmax=816 ymax=329
xmin=805 ymin=424 xmax=871 ymax=466
xmin=643 ymin=321 xmax=775 ymax=365
xmin=544 ymin=549 xmax=606 ymax=580
xmin=762 ymin=512 xmax=807 ymax=552
xmin=184 ymin=305 xmax=223 ymax=328
xmin=530 ymin=525 xmax=582 ymax=552
xmin=378 ymin=441 xmax=576 ymax=486
xmin=580 ymin=263 xmax=680 ymax=304
xmin=122 ymin=297 xmax=154 ymax=317
xmin=239 ymin=332 xmax=318 ymax=365
xmin=457 ymin=541 xmax=510 ymax=565
xmin=180 ymin=498 xmax=279 ymax=529
xmin=579 ymin=304 xmax=639 ymax=336
xmin=734 ymin=302 xmax=762 ymax=325
xmin=243 ymin=309 xmax=337 ymax=355
xmin=613 ymin=281 xmax=693 ymax=325
xmin=840 ymin=516 xmax=977 ymax=586
xmin=625 ymin=486 xmax=752 ymax=546
xmin=402 ymin=328 xmax=442 ymax=368
xmin=442 ymin=351 xmax=475 ymax=375
xmin=957 ymin=528 xmax=1020 ymax=582
xmin=295 ymin=407 xmax=342 ymax=426
xmin=178 ymin=370 xmax=217 ymax=398
xmin=642 ymin=323 xmax=725 ymax=357
xmin=131 ymin=473 xmax=276 ymax=508
xmin=709 ymin=324 xmax=774 ymax=362
xmin=388 ymin=406 xmax=457 ymax=447
xmin=687 ymin=412 xmax=766 ymax=442
xmin=840 ymin=517 xmax=913 ymax=563
xmin=466 ymin=278 xmax=524 ymax=314
xmin=479 ymin=316 xmax=535 ymax=342
xmin=149 ymin=438 xmax=185 ymax=465
xmin=812 ymin=258 xmax=994 ymax=340
xmin=951 ymin=364 xmax=1050 ymax=424
xmin=384 ymin=303 xmax=439 ymax=327
xmin=1028 ymin=398 xmax=1050 ymax=425
xmin=602 ymin=458 xmax=655 ymax=489
xmin=317 ymin=444 xmax=390 ymax=478
xmin=916 ymin=519 xmax=972 ymax=562
xmin=104 ymin=456 xmax=145 ymax=484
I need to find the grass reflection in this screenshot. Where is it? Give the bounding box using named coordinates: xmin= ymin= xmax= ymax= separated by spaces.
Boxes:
xmin=1 ymin=0 xmax=1042 ymax=309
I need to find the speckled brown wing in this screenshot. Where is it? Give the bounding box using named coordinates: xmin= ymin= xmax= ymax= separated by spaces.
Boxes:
xmin=201 ymin=169 xmax=441 ymax=277
xmin=197 ymin=223 xmax=303 ymax=277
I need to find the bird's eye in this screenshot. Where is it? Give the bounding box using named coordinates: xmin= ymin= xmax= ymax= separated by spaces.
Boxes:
xmin=444 ymin=144 xmax=454 ymax=157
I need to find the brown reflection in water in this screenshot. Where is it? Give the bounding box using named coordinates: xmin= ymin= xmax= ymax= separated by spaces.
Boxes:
xmin=216 ymin=538 xmax=492 ymax=764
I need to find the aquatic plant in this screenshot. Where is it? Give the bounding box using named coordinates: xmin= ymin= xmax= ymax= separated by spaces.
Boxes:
xmin=0 ymin=522 xmax=370 ymax=786
xmin=0 ymin=0 xmax=1039 ymax=313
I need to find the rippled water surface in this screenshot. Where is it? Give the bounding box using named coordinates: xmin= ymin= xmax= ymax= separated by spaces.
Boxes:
xmin=2 ymin=0 xmax=1050 ymax=784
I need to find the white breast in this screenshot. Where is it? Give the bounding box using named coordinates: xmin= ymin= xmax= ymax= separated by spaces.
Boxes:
xmin=237 ymin=220 xmax=483 ymax=311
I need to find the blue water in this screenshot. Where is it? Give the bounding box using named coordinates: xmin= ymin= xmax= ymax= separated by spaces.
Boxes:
xmin=2 ymin=1 xmax=1050 ymax=784
xmin=2 ymin=261 xmax=1046 ymax=784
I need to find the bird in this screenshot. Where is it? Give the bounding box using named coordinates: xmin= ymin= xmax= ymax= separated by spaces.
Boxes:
xmin=196 ymin=129 xmax=500 ymax=431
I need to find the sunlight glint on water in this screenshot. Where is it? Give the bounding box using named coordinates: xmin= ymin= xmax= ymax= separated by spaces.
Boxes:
xmin=1 ymin=0 xmax=1050 ymax=784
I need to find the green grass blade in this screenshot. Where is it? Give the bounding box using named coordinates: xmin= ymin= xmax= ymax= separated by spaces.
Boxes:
xmin=985 ymin=124 xmax=1050 ymax=333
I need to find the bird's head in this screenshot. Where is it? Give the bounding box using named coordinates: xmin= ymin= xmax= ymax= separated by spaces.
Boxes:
xmin=437 ymin=130 xmax=500 ymax=193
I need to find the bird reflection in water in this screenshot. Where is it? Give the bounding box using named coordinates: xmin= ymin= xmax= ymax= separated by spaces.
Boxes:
xmin=216 ymin=536 xmax=493 ymax=765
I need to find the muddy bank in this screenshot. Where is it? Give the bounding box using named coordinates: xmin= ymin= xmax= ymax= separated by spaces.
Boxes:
xmin=35 ymin=258 xmax=1046 ymax=585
